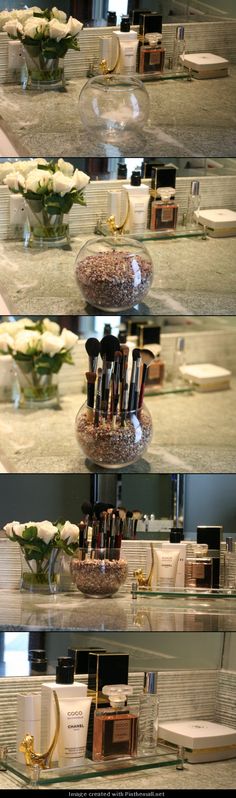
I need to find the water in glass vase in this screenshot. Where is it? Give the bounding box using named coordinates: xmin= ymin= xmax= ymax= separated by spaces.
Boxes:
xmin=24 ymin=199 xmax=69 ymax=249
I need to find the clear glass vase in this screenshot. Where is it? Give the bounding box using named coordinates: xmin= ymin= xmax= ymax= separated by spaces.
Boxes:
xmin=15 ymin=363 xmax=59 ymax=409
xmin=75 ymin=236 xmax=154 ymax=311
xmin=25 ymin=199 xmax=69 ymax=248
xmin=78 ymin=74 xmax=150 ymax=143
xmin=70 ymin=548 xmax=128 ymax=598
xmin=75 ymin=402 xmax=153 ymax=468
xmin=23 ymin=44 xmax=64 ymax=91
xmin=19 ymin=547 xmax=60 ymax=593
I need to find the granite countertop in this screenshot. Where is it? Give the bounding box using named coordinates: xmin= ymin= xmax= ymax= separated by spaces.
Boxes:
xmin=0 ymin=382 xmax=236 ymax=473
xmin=0 ymin=70 xmax=236 ymax=157
xmin=0 ymin=589 xmax=236 ymax=632
xmin=1 ymin=235 xmax=236 ymax=316
xmin=1 ymin=758 xmax=236 ymax=790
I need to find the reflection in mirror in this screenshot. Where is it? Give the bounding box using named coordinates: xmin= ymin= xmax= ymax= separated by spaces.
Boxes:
xmin=1 ymin=157 xmax=236 ymax=179
xmin=95 ymin=474 xmax=185 ymax=534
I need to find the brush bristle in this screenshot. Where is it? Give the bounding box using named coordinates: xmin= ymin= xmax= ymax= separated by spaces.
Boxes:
xmin=85 ymin=337 xmax=100 ymax=357
xmin=100 ymin=335 xmax=120 ymax=361
xmin=81 ymin=501 xmax=93 ymax=515
xmin=85 ymin=371 xmax=97 ymax=383
xmin=140 ymin=348 xmax=155 ymax=367
xmin=132 ymin=348 xmax=141 ymax=361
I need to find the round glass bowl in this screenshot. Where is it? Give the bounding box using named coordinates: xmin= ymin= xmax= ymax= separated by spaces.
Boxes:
xmin=75 ymin=403 xmax=153 ymax=469
xmin=70 ymin=549 xmax=128 ymax=598
xmin=75 ymin=236 xmax=154 ymax=311
xmin=78 ymin=74 xmax=150 ymax=143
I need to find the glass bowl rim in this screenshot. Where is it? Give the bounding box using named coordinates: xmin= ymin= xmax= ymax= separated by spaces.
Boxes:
xmin=84 ymin=74 xmax=148 ymax=92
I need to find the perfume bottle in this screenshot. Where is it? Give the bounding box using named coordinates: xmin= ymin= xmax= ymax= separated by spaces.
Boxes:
xmin=172 ymin=337 xmax=186 ymax=387
xmin=172 ymin=26 xmax=186 ymax=72
xmin=138 ymin=672 xmax=159 ymax=755
xmin=138 ymin=13 xmax=165 ymax=75
xmin=224 ymin=537 xmax=236 ymax=589
xmin=92 ymin=684 xmax=138 ymax=761
xmin=186 ymin=181 xmax=201 ymax=229
xmin=149 ymin=166 xmax=178 ymax=231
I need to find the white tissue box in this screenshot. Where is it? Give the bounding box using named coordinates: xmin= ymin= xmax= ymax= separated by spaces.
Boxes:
xmin=196 ymin=209 xmax=236 ymax=237
xmin=158 ymin=720 xmax=236 ymax=763
xmin=180 ymin=363 xmax=231 ymax=392
xmin=180 ymin=52 xmax=229 ymax=79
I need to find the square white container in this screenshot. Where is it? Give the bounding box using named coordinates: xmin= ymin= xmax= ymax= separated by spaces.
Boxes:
xmin=159 ymin=719 xmax=236 ymax=763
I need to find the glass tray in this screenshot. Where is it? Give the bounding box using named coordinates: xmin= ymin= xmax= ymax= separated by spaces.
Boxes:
xmin=5 ymin=744 xmax=181 ymax=785
xmin=95 ymin=221 xmax=205 ymax=242
xmin=131 ymin=585 xmax=236 ymax=600
xmin=87 ymin=67 xmax=191 ymax=83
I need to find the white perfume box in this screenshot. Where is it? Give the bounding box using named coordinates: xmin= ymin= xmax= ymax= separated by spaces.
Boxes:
xmin=159 ymin=719 xmax=236 ymax=763
xmin=152 ymin=542 xmax=187 ymax=588
xmin=180 ymin=363 xmax=231 ymax=392
xmin=180 ymin=52 xmax=229 ymax=79
xmin=41 ymin=681 xmax=87 ymax=764
xmin=197 ymin=209 xmax=236 ymax=237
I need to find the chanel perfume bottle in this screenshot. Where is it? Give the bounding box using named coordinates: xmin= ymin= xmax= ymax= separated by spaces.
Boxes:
xmin=185 ymin=544 xmax=213 ymax=590
xmin=87 ymin=652 xmax=129 ymax=757
xmin=138 ymin=13 xmax=165 ymax=75
xmin=92 ymin=685 xmax=138 ymax=761
xmin=149 ymin=165 xmax=178 ymax=231
xmin=172 ymin=26 xmax=186 ymax=72
xmin=138 ymin=672 xmax=159 ymax=755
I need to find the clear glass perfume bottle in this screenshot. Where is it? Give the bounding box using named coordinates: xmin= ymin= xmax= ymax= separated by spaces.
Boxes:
xmin=172 ymin=26 xmax=186 ymax=72
xmin=138 ymin=672 xmax=159 ymax=755
xmin=172 ymin=337 xmax=186 ymax=387
xmin=224 ymin=537 xmax=236 ymax=589
xmin=92 ymin=685 xmax=138 ymax=761
xmin=186 ymin=181 xmax=201 ymax=229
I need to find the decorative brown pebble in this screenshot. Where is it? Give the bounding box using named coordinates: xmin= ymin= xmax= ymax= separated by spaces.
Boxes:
xmin=70 ymin=557 xmax=128 ymax=596
xmin=75 ymin=250 xmax=153 ymax=310
xmin=75 ymin=407 xmax=152 ymax=468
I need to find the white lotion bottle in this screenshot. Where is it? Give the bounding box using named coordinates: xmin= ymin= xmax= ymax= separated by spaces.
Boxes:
xmin=123 ymin=171 xmax=150 ymax=234
xmin=113 ymin=16 xmax=138 ymax=75
xmin=41 ymin=657 xmax=87 ymax=764
xmin=58 ymin=695 xmax=92 ymax=768
xmin=17 ymin=693 xmax=41 ymax=763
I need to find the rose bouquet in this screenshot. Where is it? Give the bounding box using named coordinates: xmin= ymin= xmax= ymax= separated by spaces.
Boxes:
xmin=4 ymin=518 xmax=80 ymax=591
xmin=0 ymin=316 xmax=78 ymax=407
xmin=1 ymin=6 xmax=83 ymax=89
xmin=0 ymin=158 xmax=90 ymax=247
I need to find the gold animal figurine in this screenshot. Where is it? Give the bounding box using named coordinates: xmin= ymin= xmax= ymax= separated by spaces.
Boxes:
xmin=19 ymin=690 xmax=60 ymax=770
xmin=133 ymin=543 xmax=155 ymax=588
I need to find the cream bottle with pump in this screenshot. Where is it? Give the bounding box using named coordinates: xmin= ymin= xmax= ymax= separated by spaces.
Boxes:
xmin=58 ymin=695 xmax=92 ymax=768
xmin=123 ymin=171 xmax=150 ymax=234
xmin=41 ymin=657 xmax=87 ymax=764
xmin=112 ymin=16 xmax=138 ymax=75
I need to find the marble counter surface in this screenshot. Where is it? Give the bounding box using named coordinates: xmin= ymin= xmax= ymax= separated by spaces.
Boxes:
xmin=0 ymin=382 xmax=236 ymax=473
xmin=0 ymin=70 xmax=236 ymax=157
xmin=0 ymin=589 xmax=236 ymax=632
xmin=1 ymin=235 xmax=236 ymax=316
xmin=1 ymin=758 xmax=236 ymax=790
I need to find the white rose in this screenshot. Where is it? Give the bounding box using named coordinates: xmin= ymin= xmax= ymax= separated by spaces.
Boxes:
xmin=3 ymin=522 xmax=16 ymax=538
xmin=60 ymin=328 xmax=78 ymax=350
xmin=12 ymin=522 xmax=26 ymax=538
xmin=72 ymin=169 xmax=90 ymax=192
xmin=3 ymin=171 xmax=25 ymax=192
xmin=52 ymin=7 xmax=67 ymax=23
xmin=23 ymin=17 xmax=48 ymax=39
xmin=65 ymin=16 xmax=83 ymax=37
xmin=3 ymin=19 xmax=23 ymax=38
xmin=57 ymin=158 xmax=74 ymax=177
xmin=52 ymin=171 xmax=74 ymax=196
xmin=60 ymin=521 xmax=79 ymax=543
xmin=42 ymin=318 xmax=61 ymax=336
xmin=14 ymin=160 xmax=47 ymax=177
xmin=25 ymin=168 xmax=52 ymax=194
xmin=48 ymin=18 xmax=67 ymax=41
xmin=0 ymin=332 xmax=15 ymax=353
xmin=40 ymin=331 xmax=64 ymax=355
xmin=0 ymin=162 xmax=15 ymax=184
xmin=14 ymin=329 xmax=41 ymax=354
xmin=37 ymin=521 xmax=58 ymax=545
xmin=0 ymin=12 xmax=11 ymax=31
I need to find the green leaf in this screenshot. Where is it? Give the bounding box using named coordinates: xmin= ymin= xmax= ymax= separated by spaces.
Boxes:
xmin=22 ymin=526 xmax=38 ymax=541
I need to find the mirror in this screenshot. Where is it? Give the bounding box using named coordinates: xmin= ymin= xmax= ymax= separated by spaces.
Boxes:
xmin=95 ymin=474 xmax=185 ymax=531
xmin=1 ymin=157 xmax=236 ymax=179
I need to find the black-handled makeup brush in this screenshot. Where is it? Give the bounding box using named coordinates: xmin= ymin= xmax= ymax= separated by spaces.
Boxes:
xmin=120 ymin=344 xmax=129 ymax=414
xmin=128 ymin=348 xmax=140 ymax=412
xmin=85 ymin=337 xmax=100 ymax=373
xmin=138 ymin=348 xmax=155 ymax=411
xmin=100 ymin=335 xmax=120 ymax=418
xmin=86 ymin=371 xmax=96 ymax=421
xmin=94 ymin=367 xmax=102 ymax=427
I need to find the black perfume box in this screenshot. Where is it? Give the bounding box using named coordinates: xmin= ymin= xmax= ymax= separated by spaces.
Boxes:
xmin=68 ymin=647 xmax=106 ymax=674
xmin=197 ymin=525 xmax=223 ymax=588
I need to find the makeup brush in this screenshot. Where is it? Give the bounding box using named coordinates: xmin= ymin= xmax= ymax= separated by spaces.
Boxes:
xmin=100 ymin=335 xmax=120 ymax=418
xmin=138 ymin=348 xmax=155 ymax=411
xmin=132 ymin=510 xmax=142 ymax=539
xmin=85 ymin=337 xmax=100 ymax=373
xmin=119 ymin=345 xmax=129 ymax=413
xmin=94 ymin=367 xmax=102 ymax=427
xmin=111 ymin=350 xmax=122 ymax=426
xmin=134 ymin=349 xmax=142 ymax=412
xmin=126 ymin=510 xmax=133 ymax=540
xmin=81 ymin=501 xmax=93 ymax=523
xmin=85 ymin=371 xmax=96 ymax=421
xmin=128 ymin=348 xmax=141 ymax=412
